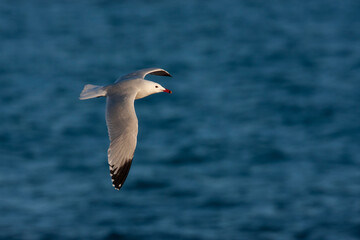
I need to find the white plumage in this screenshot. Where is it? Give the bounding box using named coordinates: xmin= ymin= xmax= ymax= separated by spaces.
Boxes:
xmin=80 ymin=68 xmax=172 ymax=190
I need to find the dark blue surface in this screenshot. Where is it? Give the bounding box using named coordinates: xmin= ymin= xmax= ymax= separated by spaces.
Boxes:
xmin=1 ymin=1 xmax=360 ymax=239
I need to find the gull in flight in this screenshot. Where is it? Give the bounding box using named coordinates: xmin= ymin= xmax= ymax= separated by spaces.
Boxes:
xmin=79 ymin=68 xmax=172 ymax=190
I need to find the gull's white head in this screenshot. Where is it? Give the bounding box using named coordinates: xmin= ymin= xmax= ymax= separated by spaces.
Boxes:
xmin=135 ymin=80 xmax=172 ymax=100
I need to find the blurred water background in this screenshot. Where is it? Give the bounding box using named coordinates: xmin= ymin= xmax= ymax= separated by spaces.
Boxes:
xmin=0 ymin=0 xmax=359 ymax=239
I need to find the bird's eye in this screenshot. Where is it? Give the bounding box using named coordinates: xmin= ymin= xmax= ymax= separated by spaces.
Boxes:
xmin=155 ymin=86 xmax=158 ymax=88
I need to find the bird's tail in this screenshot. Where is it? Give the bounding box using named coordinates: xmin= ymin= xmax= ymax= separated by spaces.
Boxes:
xmin=79 ymin=84 xmax=107 ymax=100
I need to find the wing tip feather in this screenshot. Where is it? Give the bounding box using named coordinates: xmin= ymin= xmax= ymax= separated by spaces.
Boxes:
xmin=150 ymin=70 xmax=172 ymax=77
xmin=109 ymin=160 xmax=133 ymax=190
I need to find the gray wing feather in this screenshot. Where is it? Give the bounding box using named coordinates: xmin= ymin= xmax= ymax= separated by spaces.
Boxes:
xmin=116 ymin=68 xmax=172 ymax=82
xmin=106 ymin=93 xmax=138 ymax=190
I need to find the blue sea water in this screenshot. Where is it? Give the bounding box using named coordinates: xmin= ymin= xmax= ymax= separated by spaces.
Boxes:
xmin=0 ymin=0 xmax=360 ymax=239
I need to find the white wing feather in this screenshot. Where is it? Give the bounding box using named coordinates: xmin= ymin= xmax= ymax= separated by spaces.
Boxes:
xmin=106 ymin=93 xmax=138 ymax=189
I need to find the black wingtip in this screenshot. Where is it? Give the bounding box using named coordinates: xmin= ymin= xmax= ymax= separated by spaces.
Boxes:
xmin=164 ymin=71 xmax=172 ymax=77
xmin=163 ymin=71 xmax=172 ymax=77
xmin=109 ymin=160 xmax=133 ymax=190
xmin=151 ymin=70 xmax=172 ymax=77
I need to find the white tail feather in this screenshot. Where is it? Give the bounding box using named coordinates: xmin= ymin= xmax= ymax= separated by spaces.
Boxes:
xmin=79 ymin=84 xmax=107 ymax=100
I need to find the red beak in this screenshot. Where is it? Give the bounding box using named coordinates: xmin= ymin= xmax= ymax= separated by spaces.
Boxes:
xmin=163 ymin=89 xmax=172 ymax=94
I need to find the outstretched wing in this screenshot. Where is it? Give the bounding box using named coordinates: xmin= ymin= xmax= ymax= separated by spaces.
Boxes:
xmin=116 ymin=68 xmax=172 ymax=82
xmin=106 ymin=93 xmax=138 ymax=190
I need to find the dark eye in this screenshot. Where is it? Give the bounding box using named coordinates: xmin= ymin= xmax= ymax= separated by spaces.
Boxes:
xmin=155 ymin=86 xmax=158 ymax=88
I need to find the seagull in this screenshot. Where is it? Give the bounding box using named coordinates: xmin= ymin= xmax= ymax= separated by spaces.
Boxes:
xmin=79 ymin=68 xmax=172 ymax=190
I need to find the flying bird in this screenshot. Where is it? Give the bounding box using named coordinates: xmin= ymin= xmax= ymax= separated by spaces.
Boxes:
xmin=79 ymin=68 xmax=172 ymax=190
